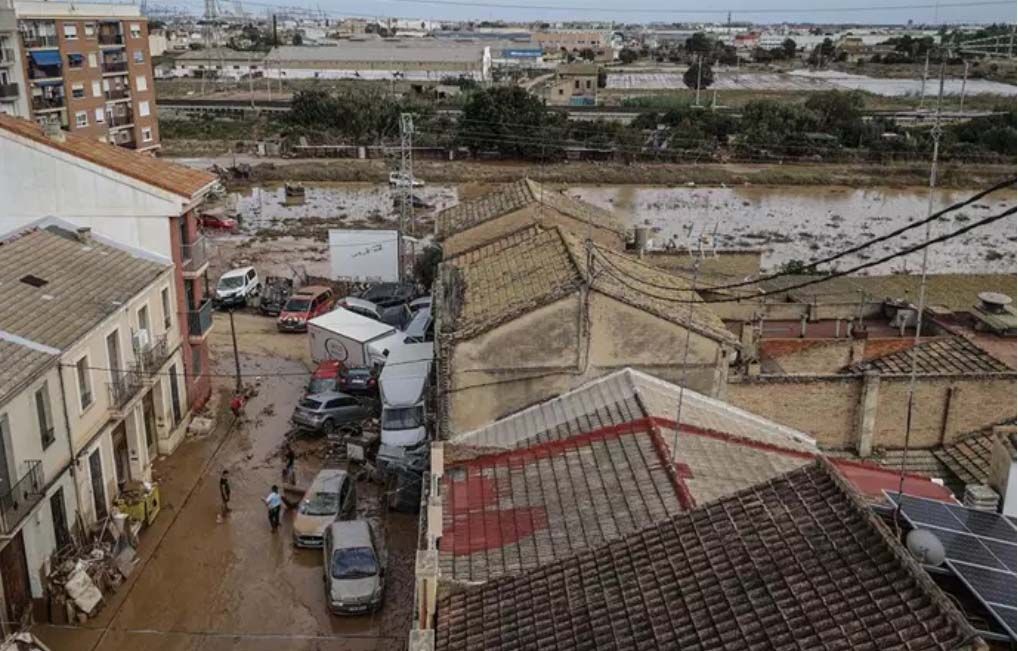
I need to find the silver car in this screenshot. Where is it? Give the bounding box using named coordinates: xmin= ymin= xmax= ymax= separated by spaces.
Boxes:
xmin=292 ymin=469 xmax=356 ymax=548
xmin=291 ymin=391 xmax=375 ymax=434
xmin=323 ymin=520 xmax=385 ymax=615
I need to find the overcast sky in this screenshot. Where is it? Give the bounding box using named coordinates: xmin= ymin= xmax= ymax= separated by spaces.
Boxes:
xmin=163 ymin=0 xmax=1016 ymax=25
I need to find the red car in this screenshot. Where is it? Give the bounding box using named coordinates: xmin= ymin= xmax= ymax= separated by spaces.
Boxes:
xmin=199 ymin=211 xmax=239 ymax=233
xmin=307 ymin=360 xmax=343 ymax=395
xmin=277 ymin=286 xmax=334 ymax=332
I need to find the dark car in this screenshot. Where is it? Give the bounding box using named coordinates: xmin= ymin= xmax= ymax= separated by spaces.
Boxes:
xmin=357 ymin=283 xmax=416 ymax=309
xmin=338 ymin=367 xmax=378 ymax=396
xmin=260 ymin=276 xmax=295 ymax=316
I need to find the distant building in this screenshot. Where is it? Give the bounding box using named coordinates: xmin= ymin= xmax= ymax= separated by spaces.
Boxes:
xmin=535 ymin=29 xmax=614 ymax=60
xmin=546 ymin=62 xmax=599 ymax=106
xmin=264 ymin=41 xmax=491 ymax=81
xmin=147 ymin=27 xmax=167 ymax=56
xmin=1 ymin=0 xmax=30 ymax=118
xmin=13 ymin=1 xmax=160 ymax=150
xmin=171 ymin=47 xmax=266 ymax=80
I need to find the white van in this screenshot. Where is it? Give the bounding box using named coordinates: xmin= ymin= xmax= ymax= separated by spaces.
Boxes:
xmin=215 ymin=266 xmax=260 ymax=309
xmin=377 ymin=341 xmax=433 ymax=466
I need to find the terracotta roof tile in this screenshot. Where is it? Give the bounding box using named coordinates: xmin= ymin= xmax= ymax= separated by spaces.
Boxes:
xmin=435 ymin=460 xmax=978 ymax=651
xmin=846 ymin=336 xmax=1012 ymax=375
xmin=934 ymin=424 xmax=1018 ymax=486
xmin=0 ymin=114 xmax=216 ymax=199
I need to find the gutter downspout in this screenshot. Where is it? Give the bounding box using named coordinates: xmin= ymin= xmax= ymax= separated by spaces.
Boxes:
xmin=55 ymin=364 xmax=87 ymax=524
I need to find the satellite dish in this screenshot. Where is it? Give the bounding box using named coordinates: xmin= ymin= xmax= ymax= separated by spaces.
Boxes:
xmin=906 ymin=529 xmax=946 ymax=566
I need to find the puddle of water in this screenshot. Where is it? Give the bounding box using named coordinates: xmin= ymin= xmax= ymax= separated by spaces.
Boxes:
xmin=229 ymin=182 xmax=459 ymax=232
xmin=569 ymin=185 xmax=1017 ymax=274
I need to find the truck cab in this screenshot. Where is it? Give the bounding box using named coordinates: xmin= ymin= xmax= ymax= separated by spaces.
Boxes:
xmin=377 ymin=342 xmax=433 ymax=469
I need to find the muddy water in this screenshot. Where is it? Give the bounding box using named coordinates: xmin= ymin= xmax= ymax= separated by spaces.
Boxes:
xmin=568 ymin=185 xmax=1017 ymax=274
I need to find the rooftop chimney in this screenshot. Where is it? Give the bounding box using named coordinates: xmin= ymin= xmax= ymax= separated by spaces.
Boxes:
xmin=977 ymin=291 xmax=1012 ymax=315
xmin=75 ymin=227 xmax=92 ymax=244
xmin=42 ymin=118 xmax=65 ymax=142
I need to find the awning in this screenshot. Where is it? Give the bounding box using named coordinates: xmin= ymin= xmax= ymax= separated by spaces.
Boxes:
xmin=30 ymin=50 xmax=62 ymax=66
xmin=33 ymin=79 xmax=63 ymax=87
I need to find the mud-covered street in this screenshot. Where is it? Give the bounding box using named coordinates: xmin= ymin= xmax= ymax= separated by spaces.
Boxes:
xmin=33 ymin=313 xmax=417 ymax=651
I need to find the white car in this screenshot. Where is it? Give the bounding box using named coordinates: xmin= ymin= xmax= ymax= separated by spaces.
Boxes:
xmin=388 ymin=172 xmax=423 ymax=188
xmin=214 ymin=266 xmax=260 ymax=309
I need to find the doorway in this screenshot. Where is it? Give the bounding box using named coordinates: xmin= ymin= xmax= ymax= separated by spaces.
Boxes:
xmin=112 ymin=422 xmax=129 ymax=492
xmin=143 ymin=392 xmax=157 ymax=460
xmin=50 ymin=488 xmax=71 ymax=550
xmin=169 ymin=365 xmax=182 ymax=426
xmin=89 ymin=449 xmax=108 ymax=521
xmin=0 ymin=532 xmax=32 ymax=628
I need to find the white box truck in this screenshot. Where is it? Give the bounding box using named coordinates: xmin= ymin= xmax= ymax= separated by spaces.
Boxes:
xmin=377 ymin=341 xmax=434 ymax=467
xmin=308 ymin=308 xmax=404 ymax=369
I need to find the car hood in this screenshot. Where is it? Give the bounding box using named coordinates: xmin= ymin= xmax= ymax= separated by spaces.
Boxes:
xmin=279 ymin=311 xmax=308 ymax=321
xmin=217 ymin=287 xmax=243 ymax=298
xmin=330 ymin=575 xmax=380 ymax=604
xmin=293 ymin=512 xmax=336 ymax=536
xmin=381 ymin=426 xmax=426 ymax=448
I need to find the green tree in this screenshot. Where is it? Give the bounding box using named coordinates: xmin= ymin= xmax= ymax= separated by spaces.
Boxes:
xmin=578 ymin=48 xmax=596 ymax=61
xmin=619 ymin=48 xmax=639 ymax=64
xmin=292 ymin=32 xmax=303 ymax=45
xmin=458 ymin=86 xmax=557 ymax=158
xmin=683 ymin=59 xmax=714 ymax=90
xmin=685 ymin=32 xmax=713 ymax=54
xmin=781 ymin=38 xmax=797 ymax=58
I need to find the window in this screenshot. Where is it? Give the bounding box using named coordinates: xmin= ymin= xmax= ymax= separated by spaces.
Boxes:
xmin=88 ymin=52 xmax=98 ymax=68
xmin=137 ymin=304 xmax=149 ymax=333
xmin=84 ymin=22 xmax=96 ymax=37
xmin=76 ymin=356 xmax=93 ymax=410
xmin=142 ymin=127 xmax=152 ymax=142
xmin=129 ymin=23 xmax=141 ymax=39
xmin=63 ymin=24 xmax=78 ymax=39
xmin=585 ymin=80 xmax=591 ymax=89
xmin=75 ymin=111 xmax=88 ymax=128
xmin=67 ymin=53 xmax=84 ymax=69
xmin=558 ymin=89 xmax=564 ymax=95
xmin=574 ymin=79 xmax=579 ymax=89
xmin=71 ymin=82 xmax=85 ymax=98
xmin=138 ymin=100 xmax=150 ymax=117
xmin=95 ymin=107 xmax=104 ymax=123
xmin=35 ymin=382 xmax=54 ymax=449
xmin=92 ymin=80 xmax=101 ymax=97
xmin=135 ymin=75 xmax=147 ymax=92
xmin=161 ymin=287 xmax=172 ymax=329
xmin=133 ymin=50 xmax=144 ymax=64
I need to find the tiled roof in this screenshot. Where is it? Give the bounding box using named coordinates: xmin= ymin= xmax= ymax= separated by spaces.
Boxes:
xmin=0 ymin=114 xmax=216 ymax=199
xmin=0 ymin=339 xmax=57 ymax=407
xmin=435 ymin=179 xmax=624 ymax=240
xmin=934 ymin=424 xmax=1018 ymax=486
xmin=434 ymin=460 xmax=978 ymax=651
xmin=442 ymin=226 xmax=734 ymax=344
xmin=0 ymin=226 xmax=170 ymax=402
xmin=845 ymin=336 xmax=1012 ymax=374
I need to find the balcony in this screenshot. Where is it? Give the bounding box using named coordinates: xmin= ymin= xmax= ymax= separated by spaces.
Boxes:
xmin=187 ymin=299 xmax=214 ymax=341
xmin=107 ymin=109 xmax=133 ymax=129
xmin=110 ymin=129 xmax=134 ymax=147
xmin=0 ymin=47 xmax=15 ymax=66
xmin=32 ymin=94 xmax=64 ymax=111
xmin=0 ymin=82 xmax=17 ymax=99
xmin=0 ymin=460 xmax=44 ymax=534
xmin=21 ymin=34 xmax=58 ymax=49
xmin=108 ymin=365 xmax=144 ymax=411
xmin=104 ymin=87 xmax=130 ymax=101
xmin=139 ymin=333 xmax=171 ymax=374
xmin=98 ymin=32 xmax=124 ymax=47
xmin=101 ymin=60 xmax=128 ymax=74
xmin=181 ymin=236 xmax=208 ymax=275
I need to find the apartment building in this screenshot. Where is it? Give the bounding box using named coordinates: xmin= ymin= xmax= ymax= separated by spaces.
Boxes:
xmin=0 ymin=113 xmax=218 ymax=415
xmin=14 ymin=1 xmax=159 ymax=150
xmin=0 ymin=0 xmax=28 ymax=117
xmin=0 ymin=222 xmax=186 ymax=629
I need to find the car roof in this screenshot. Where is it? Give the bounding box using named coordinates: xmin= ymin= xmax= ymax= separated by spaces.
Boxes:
xmin=308 ymin=467 xmax=348 ymax=492
xmin=221 ymin=266 xmax=254 ymax=278
xmin=327 ymin=520 xmax=372 ymax=548
xmin=341 ymin=296 xmax=380 ymax=311
xmin=305 ymin=390 xmax=356 ymax=401
xmin=297 ymin=285 xmax=332 ymax=297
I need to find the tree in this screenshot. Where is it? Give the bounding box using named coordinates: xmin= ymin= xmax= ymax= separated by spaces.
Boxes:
xmin=683 ymin=59 xmax=714 ymax=90
xmin=458 ymin=86 xmax=558 ymax=158
xmin=781 ymin=38 xmax=797 ymax=58
xmin=685 ymin=32 xmax=713 ymax=54
xmin=292 ymin=32 xmax=303 ymax=45
xmin=578 ymin=48 xmax=596 ymax=61
xmin=619 ymin=48 xmax=639 ymax=64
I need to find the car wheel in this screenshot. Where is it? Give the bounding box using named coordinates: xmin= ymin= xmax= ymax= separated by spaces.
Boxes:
xmin=322 ymin=419 xmax=336 ymax=434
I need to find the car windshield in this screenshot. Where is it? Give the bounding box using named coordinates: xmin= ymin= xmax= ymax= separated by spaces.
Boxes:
xmin=307 ymin=378 xmax=334 ymax=395
xmin=284 ymin=298 xmax=312 ymax=312
xmin=382 ymin=406 xmax=423 ymax=430
xmin=344 ymin=368 xmax=371 ymax=380
xmin=300 ymin=491 xmax=339 ymax=516
xmin=218 ymin=276 xmax=244 ymax=289
xmin=331 ymin=547 xmax=378 ymax=580
xmin=299 ymin=398 xmax=322 ymax=410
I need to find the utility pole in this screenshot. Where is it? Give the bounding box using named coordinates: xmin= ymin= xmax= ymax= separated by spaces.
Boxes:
xmin=272 ymin=14 xmax=278 ymax=47
xmin=958 ymin=59 xmax=969 ymax=113
xmin=395 ymin=113 xmax=415 ymax=282
xmin=918 ymin=50 xmax=930 ymax=111
xmin=695 ymin=55 xmax=702 ymax=107
xmin=228 ymin=309 xmax=242 ymax=391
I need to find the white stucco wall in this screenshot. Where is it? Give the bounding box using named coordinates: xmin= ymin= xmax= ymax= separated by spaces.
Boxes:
xmin=20 ymin=469 xmax=76 ymax=597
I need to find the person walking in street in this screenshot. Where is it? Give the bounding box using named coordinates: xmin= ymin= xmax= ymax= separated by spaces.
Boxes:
xmin=219 ymin=470 xmax=232 ymax=517
xmin=230 ymin=393 xmax=246 ymax=419
xmin=282 ymin=443 xmax=296 ymax=485
xmin=265 ymin=485 xmax=284 ymax=531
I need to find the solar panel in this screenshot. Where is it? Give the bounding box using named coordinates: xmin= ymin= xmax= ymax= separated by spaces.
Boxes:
xmin=983 ymin=538 xmax=1018 ymax=573
xmin=945 ymin=504 xmax=1018 ymax=542
xmin=923 ymin=526 xmax=1008 ymax=571
xmin=950 ymin=560 xmax=1018 ymax=622
xmin=989 ymin=605 xmax=1018 ymax=638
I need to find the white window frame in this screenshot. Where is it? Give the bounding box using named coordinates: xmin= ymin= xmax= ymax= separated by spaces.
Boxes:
xmin=161 ymin=287 xmax=172 ymax=329
xmin=84 ymin=22 xmax=96 ymax=37
xmin=75 ymin=111 xmax=88 ymax=128
xmin=142 ymin=127 xmax=153 ymax=143
xmin=138 ymin=100 xmax=150 ymax=117
xmin=94 ymin=107 xmax=105 ymax=123
xmin=132 ymin=50 xmax=144 ymax=63
xmin=35 ymin=382 xmax=54 ymax=449
xmin=129 ymin=23 xmax=141 ymax=38
xmin=88 ymin=52 xmax=98 ymax=68
xmin=91 ymin=80 xmax=102 ymax=97
xmin=71 ymin=82 xmax=85 ymax=99
xmin=135 ymin=75 xmax=147 ymax=92
xmin=76 ymin=356 xmax=94 ymax=410
xmin=63 ymin=24 xmax=78 ymax=39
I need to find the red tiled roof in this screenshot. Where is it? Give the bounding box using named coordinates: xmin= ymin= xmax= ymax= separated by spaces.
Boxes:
xmin=434 ymin=460 xmax=978 ymax=651
xmin=0 ymin=114 xmax=216 ymax=199
xmin=861 ymin=337 xmax=918 ymax=362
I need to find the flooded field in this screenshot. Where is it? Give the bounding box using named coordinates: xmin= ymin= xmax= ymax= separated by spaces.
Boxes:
xmin=568 ymin=185 xmax=1017 ymax=274
xmin=606 ymin=70 xmax=1018 ymax=96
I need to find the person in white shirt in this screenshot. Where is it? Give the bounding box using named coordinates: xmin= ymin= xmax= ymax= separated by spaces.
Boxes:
xmin=265 ymin=485 xmax=284 ymax=531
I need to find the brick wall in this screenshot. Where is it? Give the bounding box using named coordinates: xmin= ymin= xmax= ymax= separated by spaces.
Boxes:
xmin=169 ymin=210 xmax=211 ymax=410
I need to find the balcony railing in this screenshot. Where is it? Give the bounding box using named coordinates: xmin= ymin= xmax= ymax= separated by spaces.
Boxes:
xmin=107 ymin=110 xmax=133 ymax=128
xmin=101 ymin=61 xmax=128 ymax=74
xmin=98 ymin=32 xmax=124 ymax=46
xmin=21 ymin=34 xmax=58 ymax=48
xmin=181 ymin=236 xmax=208 ymax=273
xmin=187 ymin=299 xmax=214 ymax=339
xmin=0 ymin=47 xmax=15 ymax=65
xmin=0 ymin=82 xmax=17 ymax=98
xmin=0 ymin=460 xmax=44 ymax=534
xmin=104 ymin=87 xmax=129 ymax=100
xmin=108 ymin=365 xmax=144 ymax=410
xmin=139 ymin=333 xmax=171 ymax=374
xmin=32 ymin=94 xmax=64 ymax=111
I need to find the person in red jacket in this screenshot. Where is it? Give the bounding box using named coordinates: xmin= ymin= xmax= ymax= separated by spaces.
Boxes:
xmin=230 ymin=393 xmax=246 ymax=418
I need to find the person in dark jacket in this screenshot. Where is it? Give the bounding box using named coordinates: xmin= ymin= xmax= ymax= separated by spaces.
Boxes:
xmin=219 ymin=470 xmax=232 ymax=516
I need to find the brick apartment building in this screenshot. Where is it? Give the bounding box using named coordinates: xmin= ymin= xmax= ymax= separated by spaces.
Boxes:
xmin=14 ymin=1 xmax=159 ymax=150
